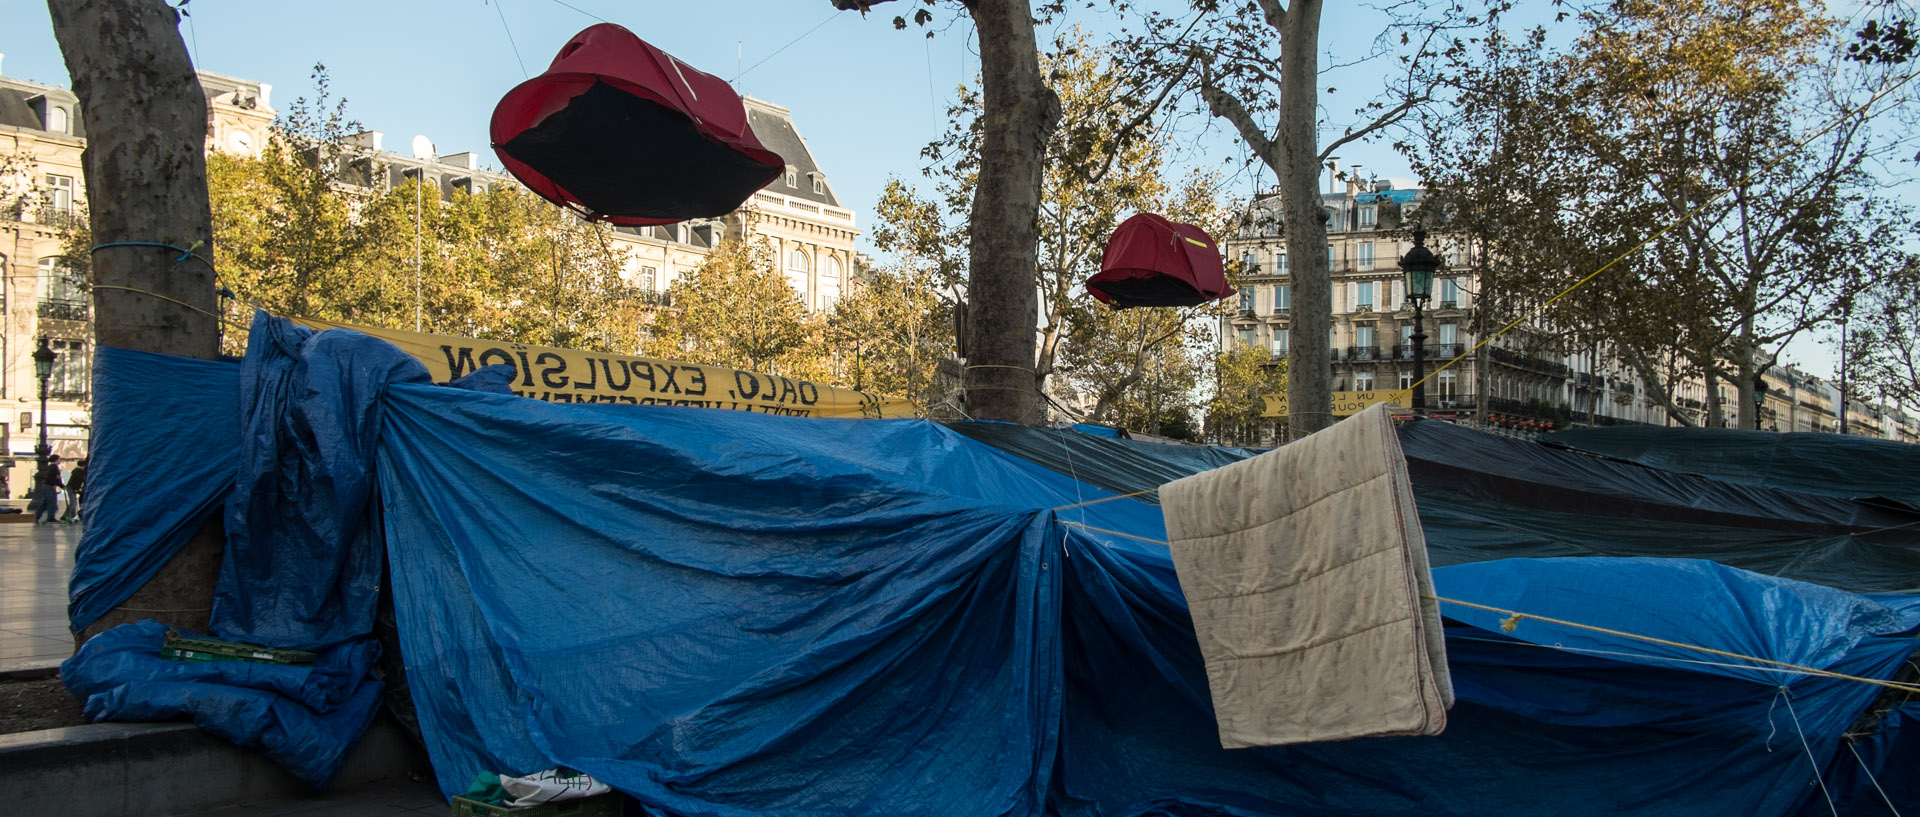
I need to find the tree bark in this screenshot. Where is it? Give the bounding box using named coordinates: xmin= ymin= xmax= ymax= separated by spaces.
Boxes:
xmin=50 ymin=0 xmax=220 ymax=645
xmin=50 ymin=0 xmax=218 ymax=357
xmin=1273 ymin=1 xmax=1331 ymax=433
xmin=1196 ymin=1 xmax=1333 ymax=434
xmin=962 ymin=0 xmax=1061 ymax=423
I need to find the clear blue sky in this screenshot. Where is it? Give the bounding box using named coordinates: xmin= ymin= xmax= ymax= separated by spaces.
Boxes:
xmin=0 ymin=0 xmax=1424 ymax=255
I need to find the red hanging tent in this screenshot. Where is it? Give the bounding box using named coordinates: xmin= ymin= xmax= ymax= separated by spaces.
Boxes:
xmin=490 ymin=24 xmax=784 ymax=226
xmin=1085 ymin=213 xmax=1235 ymax=308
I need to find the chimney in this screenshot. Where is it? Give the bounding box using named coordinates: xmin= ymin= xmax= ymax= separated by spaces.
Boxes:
xmin=347 ymin=131 xmax=384 ymax=152
xmin=0 ymin=53 xmax=6 ymax=76
xmin=257 ymin=82 xmax=272 ymax=109
xmin=440 ymin=152 xmax=480 ymax=171
xmin=1327 ymin=157 xmax=1340 ymax=194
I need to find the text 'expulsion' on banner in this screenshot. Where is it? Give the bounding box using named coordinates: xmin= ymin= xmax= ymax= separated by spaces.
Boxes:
xmin=295 ymin=319 xmax=917 ymax=419
xmin=1262 ymin=390 xmax=1408 ymax=418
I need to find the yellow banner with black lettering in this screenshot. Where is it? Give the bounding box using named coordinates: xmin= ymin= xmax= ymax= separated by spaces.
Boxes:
xmin=1261 ymin=390 xmax=1408 ymax=418
xmin=295 ymin=319 xmax=917 ymax=419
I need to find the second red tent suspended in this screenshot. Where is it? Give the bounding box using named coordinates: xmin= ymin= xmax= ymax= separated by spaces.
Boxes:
xmin=1085 ymin=213 xmax=1235 ymax=308
xmin=490 ymin=24 xmax=784 ymax=226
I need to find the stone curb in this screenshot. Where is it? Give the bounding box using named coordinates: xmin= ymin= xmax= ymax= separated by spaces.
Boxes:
xmin=0 ymin=712 xmax=427 ymax=817
xmin=0 ymin=658 xmax=64 ymax=681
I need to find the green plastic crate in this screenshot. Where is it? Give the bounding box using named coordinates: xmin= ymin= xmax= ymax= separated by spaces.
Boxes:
xmin=450 ymin=791 xmax=623 ymax=817
xmin=159 ymin=633 xmax=316 ymax=665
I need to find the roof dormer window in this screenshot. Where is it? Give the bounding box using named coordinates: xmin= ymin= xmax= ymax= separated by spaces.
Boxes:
xmin=785 ymin=167 xmax=798 ymax=188
xmin=46 ymin=107 xmax=68 ymax=134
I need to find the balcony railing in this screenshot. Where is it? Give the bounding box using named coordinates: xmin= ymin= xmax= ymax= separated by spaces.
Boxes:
xmin=1391 ymin=343 xmax=1466 ymax=360
xmin=38 ymin=298 xmax=88 ymax=322
xmin=1348 ymin=346 xmax=1379 ymax=361
xmin=1439 ymin=300 xmax=1458 ymax=310
xmin=1487 ymin=346 xmax=1571 ymax=378
xmin=633 ymin=290 xmax=673 ymax=307
xmin=32 ymin=206 xmax=84 ymax=230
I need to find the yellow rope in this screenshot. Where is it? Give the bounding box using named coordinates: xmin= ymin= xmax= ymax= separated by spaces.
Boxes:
xmin=1428 ymin=594 xmax=1920 ymax=694
xmin=1051 ymin=520 xmax=1920 ymax=694
xmin=1384 ymin=68 xmax=1920 ymax=409
xmin=1067 ymin=521 xmax=1167 ymax=544
xmin=1053 ymin=487 xmax=1159 ymax=511
xmin=92 ymin=285 xmax=252 ymax=330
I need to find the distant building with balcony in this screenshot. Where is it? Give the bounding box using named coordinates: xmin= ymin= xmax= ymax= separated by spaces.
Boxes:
xmin=1215 ymin=169 xmax=1915 ymax=443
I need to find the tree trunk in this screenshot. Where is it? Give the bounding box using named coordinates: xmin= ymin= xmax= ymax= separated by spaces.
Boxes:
xmin=50 ymin=0 xmax=218 ymax=357
xmin=962 ymin=0 xmax=1061 ymax=423
xmin=1276 ymin=1 xmax=1331 ymax=433
xmin=50 ymin=0 xmax=220 ymax=645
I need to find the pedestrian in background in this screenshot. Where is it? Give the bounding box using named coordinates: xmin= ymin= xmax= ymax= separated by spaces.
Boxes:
xmin=61 ymin=458 xmax=86 ymax=524
xmin=33 ymin=454 xmax=63 ymax=525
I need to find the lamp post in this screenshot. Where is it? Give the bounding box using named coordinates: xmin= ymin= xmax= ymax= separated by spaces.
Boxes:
xmin=32 ymin=337 xmax=55 ymax=478
xmin=1399 ymin=227 xmax=1441 ymax=413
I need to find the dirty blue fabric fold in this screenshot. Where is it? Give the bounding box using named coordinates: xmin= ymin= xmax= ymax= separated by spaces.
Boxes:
xmin=68 ymin=347 xmax=242 ymax=633
xmin=61 ymin=620 xmax=383 ymax=787
xmin=212 ymin=311 xmax=429 ymax=649
xmin=373 ymin=383 xmax=1131 ymax=814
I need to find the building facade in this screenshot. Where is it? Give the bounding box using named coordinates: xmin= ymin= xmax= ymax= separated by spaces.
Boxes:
xmin=0 ymin=64 xmax=861 ymax=491
xmin=1217 ymin=172 xmax=1919 ymax=443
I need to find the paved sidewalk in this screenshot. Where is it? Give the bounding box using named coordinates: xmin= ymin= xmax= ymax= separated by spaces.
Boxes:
xmin=192 ymin=779 xmax=450 ymax=816
xmin=0 ymin=508 xmax=79 ymax=665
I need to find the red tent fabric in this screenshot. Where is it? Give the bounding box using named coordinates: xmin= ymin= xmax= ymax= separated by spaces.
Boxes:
xmin=1086 ymin=213 xmax=1235 ymax=308
xmin=490 ymin=24 xmax=783 ymax=226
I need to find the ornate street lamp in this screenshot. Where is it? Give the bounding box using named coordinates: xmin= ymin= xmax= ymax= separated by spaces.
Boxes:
xmin=33 ymin=337 xmax=55 ymax=476
xmin=1399 ymin=227 xmax=1441 ymax=413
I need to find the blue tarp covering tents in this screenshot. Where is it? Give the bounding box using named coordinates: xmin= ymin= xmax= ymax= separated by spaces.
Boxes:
xmin=63 ymin=313 xmax=1920 ymax=813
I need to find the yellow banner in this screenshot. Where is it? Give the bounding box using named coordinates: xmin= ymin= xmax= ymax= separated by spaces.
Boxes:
xmin=295 ymin=319 xmax=917 ymax=419
xmin=1261 ymin=390 xmax=1408 ymax=418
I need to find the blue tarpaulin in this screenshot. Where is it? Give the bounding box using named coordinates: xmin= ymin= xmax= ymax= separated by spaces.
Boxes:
xmin=63 ymin=313 xmax=1920 ymax=813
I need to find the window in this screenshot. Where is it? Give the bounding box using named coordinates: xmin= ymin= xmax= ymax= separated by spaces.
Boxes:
xmin=1241 ymin=250 xmax=1259 ymax=275
xmin=786 ymin=248 xmax=810 ymax=302
xmin=45 ymin=174 xmax=75 ymax=214
xmin=1238 ymin=327 xmax=1255 ymax=348
xmin=47 ymin=107 xmax=68 ymax=134
xmin=48 ymin=338 xmax=89 ymax=398
xmin=821 ymin=255 xmax=843 ymax=306
xmin=1438 ymin=370 xmax=1458 ymax=398
xmin=1399 ymin=369 xmax=1412 ymax=390
xmin=785 ymin=167 xmax=798 ymax=188
xmin=1355 ymin=371 xmax=1375 ymax=391
xmin=1326 ymin=244 xmax=1335 ymax=267
xmin=1355 ymin=324 xmax=1375 ymax=349
xmin=813 ymin=178 xmax=825 ymax=194
xmin=640 ymin=266 xmax=657 ymax=291
xmin=1355 ymin=281 xmax=1375 ymax=310
xmin=1240 ymin=289 xmax=1255 ymax=313
xmin=1357 ymin=242 xmax=1374 ymax=270
xmin=1438 ymin=323 xmax=1458 ymax=346
xmin=1276 ymin=253 xmax=1288 ymax=273
xmin=1273 ymin=329 xmax=1289 ymax=355
xmin=38 ymin=256 xmax=85 ymax=300
xmin=1401 ymin=324 xmax=1414 ymax=345
xmin=1359 ymin=205 xmax=1376 ymax=228
xmin=1440 ymin=278 xmax=1460 ymax=307
xmin=1272 ymin=285 xmax=1290 ymax=314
